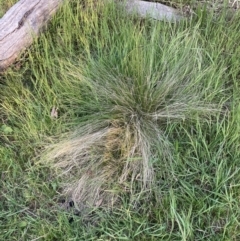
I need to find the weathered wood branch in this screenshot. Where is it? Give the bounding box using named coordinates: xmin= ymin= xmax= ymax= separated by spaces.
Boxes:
xmin=121 ymin=0 xmax=184 ymax=22
xmin=0 ymin=0 xmax=184 ymax=71
xmin=0 ymin=0 xmax=63 ymax=71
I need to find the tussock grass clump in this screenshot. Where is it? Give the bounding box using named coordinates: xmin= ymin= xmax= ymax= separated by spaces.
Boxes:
xmin=43 ymin=19 xmax=223 ymax=208
xmin=40 ymin=1 xmax=230 ymax=209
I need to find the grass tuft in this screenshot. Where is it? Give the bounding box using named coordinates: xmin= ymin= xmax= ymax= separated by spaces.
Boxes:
xmin=41 ymin=2 xmax=225 ymax=207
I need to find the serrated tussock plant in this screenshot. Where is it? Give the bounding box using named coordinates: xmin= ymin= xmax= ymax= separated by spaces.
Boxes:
xmin=42 ymin=6 xmax=223 ymax=208
xmin=43 ymin=58 xmax=220 ymax=208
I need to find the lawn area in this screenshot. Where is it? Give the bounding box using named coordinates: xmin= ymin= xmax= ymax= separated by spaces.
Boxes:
xmin=1 ymin=0 xmax=240 ymax=240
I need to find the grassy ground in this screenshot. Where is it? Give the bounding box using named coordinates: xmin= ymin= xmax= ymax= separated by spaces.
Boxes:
xmin=1 ymin=0 xmax=240 ymax=240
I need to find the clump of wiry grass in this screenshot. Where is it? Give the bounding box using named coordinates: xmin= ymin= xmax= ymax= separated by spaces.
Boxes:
xmin=41 ymin=25 xmax=223 ymax=209
xmin=41 ymin=1 xmax=226 ymax=209
xmin=43 ymin=52 xmax=221 ymax=209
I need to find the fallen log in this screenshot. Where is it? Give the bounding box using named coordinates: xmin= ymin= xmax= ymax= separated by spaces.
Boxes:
xmin=0 ymin=0 xmax=63 ymax=71
xmin=122 ymin=0 xmax=184 ymax=22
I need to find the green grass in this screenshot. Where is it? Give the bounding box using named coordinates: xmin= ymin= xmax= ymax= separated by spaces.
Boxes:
xmin=1 ymin=0 xmax=240 ymax=240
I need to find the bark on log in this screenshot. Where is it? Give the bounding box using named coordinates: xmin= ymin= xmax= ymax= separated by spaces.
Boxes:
xmin=0 ymin=0 xmax=63 ymax=71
